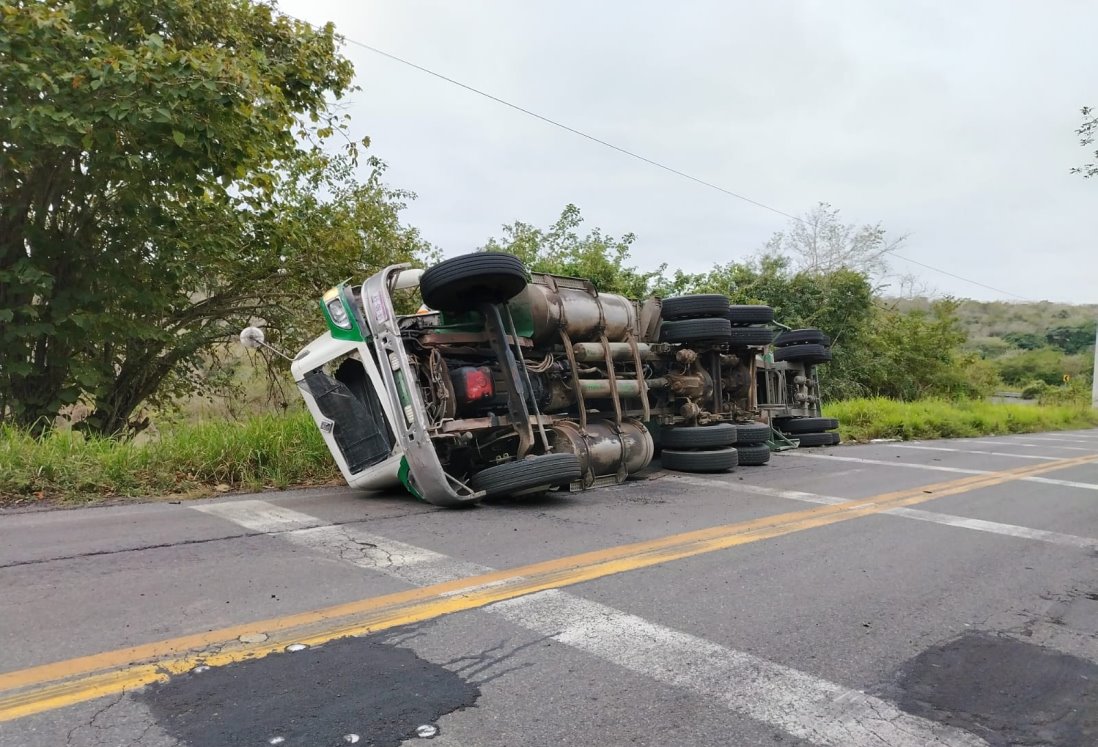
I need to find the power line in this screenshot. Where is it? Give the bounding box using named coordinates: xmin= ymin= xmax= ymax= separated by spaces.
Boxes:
xmin=294 ymin=15 xmax=1033 ymax=302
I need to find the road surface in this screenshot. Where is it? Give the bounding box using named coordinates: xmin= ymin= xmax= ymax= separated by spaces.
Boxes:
xmin=2 ymin=430 xmax=1098 ymax=746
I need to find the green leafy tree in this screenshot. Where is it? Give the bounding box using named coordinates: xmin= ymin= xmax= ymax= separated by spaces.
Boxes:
xmin=482 ymin=204 xmax=667 ymax=298
xmin=1 ymin=0 xmax=426 ymax=434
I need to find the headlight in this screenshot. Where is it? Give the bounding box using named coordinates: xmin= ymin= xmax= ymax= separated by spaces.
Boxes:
xmin=326 ymin=298 xmax=351 ymax=329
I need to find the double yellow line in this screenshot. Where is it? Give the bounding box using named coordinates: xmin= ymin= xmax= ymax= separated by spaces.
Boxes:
xmin=2 ymin=452 xmax=1096 ymax=722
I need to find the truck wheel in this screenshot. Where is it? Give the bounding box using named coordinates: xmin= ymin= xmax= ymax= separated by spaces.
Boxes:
xmin=660 ymin=317 xmax=732 ymax=343
xmin=420 ymin=252 xmax=528 ymax=313
xmin=661 ymin=447 xmax=739 ymax=473
xmin=778 ymin=417 xmax=839 ymax=434
xmin=471 ymin=453 xmax=582 ymax=497
xmin=662 ymin=423 xmax=737 ymax=449
xmin=794 ymin=432 xmax=835 ymax=447
xmin=734 ymin=422 xmax=771 ymax=445
xmin=736 ymin=443 xmax=771 ymax=466
xmin=726 ymin=305 xmax=774 ymax=326
xmin=773 ymin=343 xmax=832 ymax=364
xmin=660 ymin=294 xmax=730 ymax=320
xmin=774 ymin=328 xmax=831 ymax=348
xmin=727 ymin=327 xmax=774 ymax=347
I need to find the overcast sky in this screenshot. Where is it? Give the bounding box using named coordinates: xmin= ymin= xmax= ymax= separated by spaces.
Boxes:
xmin=280 ymin=0 xmax=1096 ymax=303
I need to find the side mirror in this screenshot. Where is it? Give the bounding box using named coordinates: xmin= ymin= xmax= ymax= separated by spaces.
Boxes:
xmin=239 ymin=326 xmax=265 ymax=349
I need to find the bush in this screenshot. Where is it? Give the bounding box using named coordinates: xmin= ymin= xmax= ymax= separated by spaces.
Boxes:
xmin=826 ymin=398 xmax=1098 ymax=442
xmin=0 ymin=411 xmax=339 ymax=506
xmin=1021 ymin=380 xmax=1049 ymax=400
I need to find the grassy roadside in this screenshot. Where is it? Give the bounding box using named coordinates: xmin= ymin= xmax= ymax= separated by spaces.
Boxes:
xmin=827 ymin=398 xmax=1098 ymax=442
xmin=4 ymin=399 xmax=1097 ymax=508
xmin=0 ymin=411 xmax=339 ymax=508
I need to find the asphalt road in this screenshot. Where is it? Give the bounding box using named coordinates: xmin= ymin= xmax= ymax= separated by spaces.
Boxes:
xmin=2 ymin=430 xmax=1098 ymax=746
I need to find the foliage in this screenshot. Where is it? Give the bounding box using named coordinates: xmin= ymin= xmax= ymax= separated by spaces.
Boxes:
xmin=763 ymin=202 xmax=905 ymax=278
xmin=1 ymin=0 xmax=428 ymax=435
xmin=1020 ymin=380 xmax=1048 ymax=400
xmin=482 ymin=204 xmax=666 ymax=298
xmin=0 ymin=411 xmax=338 ymax=506
xmin=827 ymin=398 xmax=1098 ymax=442
xmin=1073 ymin=105 xmax=1097 ymax=178
xmin=995 ymin=347 xmax=1092 ymax=387
xmin=839 ymin=300 xmax=999 ymax=400
xmin=1037 ymin=380 xmax=1092 ymax=407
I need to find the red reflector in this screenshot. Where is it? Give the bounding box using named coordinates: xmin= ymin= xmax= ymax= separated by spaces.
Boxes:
xmin=464 ymin=368 xmax=493 ymax=401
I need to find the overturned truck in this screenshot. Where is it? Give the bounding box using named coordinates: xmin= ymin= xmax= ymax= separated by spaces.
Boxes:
xmin=256 ymin=252 xmax=837 ymax=507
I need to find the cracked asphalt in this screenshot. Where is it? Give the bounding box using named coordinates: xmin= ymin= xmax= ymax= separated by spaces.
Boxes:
xmin=2 ymin=430 xmax=1098 ymax=746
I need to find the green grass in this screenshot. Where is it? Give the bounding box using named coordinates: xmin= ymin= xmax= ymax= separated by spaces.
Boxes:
xmin=827 ymin=398 xmax=1098 ymax=442
xmin=0 ymin=411 xmax=339 ymax=507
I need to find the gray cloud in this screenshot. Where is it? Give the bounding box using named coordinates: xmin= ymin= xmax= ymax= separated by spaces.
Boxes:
xmin=282 ymin=0 xmax=1097 ymax=302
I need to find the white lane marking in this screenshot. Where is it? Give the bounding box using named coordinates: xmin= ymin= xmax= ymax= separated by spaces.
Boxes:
xmin=194 ymin=500 xmax=484 ymax=584
xmin=192 ymin=500 xmax=986 ymax=747
xmin=814 ymin=468 xmax=866 ymax=479
xmin=193 ymin=500 xmax=328 ymax=530
xmin=963 ymin=440 xmax=1095 ymax=452
xmin=668 ymin=477 xmax=1098 ymax=550
xmin=784 ymin=452 xmax=984 ymax=474
xmin=783 ymin=453 xmax=1098 ymax=491
xmin=1023 ymin=435 xmax=1098 ymax=444
xmin=491 ymin=590 xmax=985 ymax=747
xmin=897 ymin=444 xmax=1059 ymax=461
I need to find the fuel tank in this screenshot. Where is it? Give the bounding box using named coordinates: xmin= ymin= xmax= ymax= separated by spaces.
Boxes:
xmin=517 ymin=275 xmax=638 ymax=344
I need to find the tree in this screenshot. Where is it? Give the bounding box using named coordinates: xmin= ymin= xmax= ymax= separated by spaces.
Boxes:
xmin=1073 ymin=106 xmax=1097 ymax=178
xmin=1 ymin=0 xmax=425 ymax=434
xmin=482 ymin=204 xmax=667 ymax=298
xmin=764 ymin=202 xmax=906 ymax=279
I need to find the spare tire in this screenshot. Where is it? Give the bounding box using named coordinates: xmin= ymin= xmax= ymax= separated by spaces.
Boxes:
xmin=660 ymin=317 xmax=732 ymax=343
xmin=727 ymin=327 xmax=774 ymax=347
xmin=736 ymin=443 xmax=771 ymax=466
xmin=778 ymin=417 xmax=839 ymax=434
xmin=774 ymin=328 xmax=831 ymax=348
xmin=662 ymin=447 xmax=739 ymax=473
xmin=726 ymin=305 xmax=774 ymax=326
xmin=471 ymin=453 xmax=581 ymax=497
xmin=661 ymin=294 xmax=730 ymax=320
xmin=734 ymin=422 xmax=772 ymax=445
xmin=662 ymin=423 xmax=737 ymax=449
xmin=794 ymin=432 xmax=834 ymax=448
xmin=773 ymin=343 xmax=832 ymax=364
xmin=420 ymin=252 xmax=528 ymax=313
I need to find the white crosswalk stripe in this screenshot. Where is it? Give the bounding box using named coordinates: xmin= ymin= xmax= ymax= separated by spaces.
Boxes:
xmin=193 ymin=499 xmax=987 ymax=747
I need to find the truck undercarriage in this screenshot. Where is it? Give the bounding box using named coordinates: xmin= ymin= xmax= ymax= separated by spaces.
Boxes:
xmin=272 ymin=252 xmax=836 ymax=507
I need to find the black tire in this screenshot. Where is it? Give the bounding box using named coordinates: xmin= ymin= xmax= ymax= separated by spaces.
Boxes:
xmin=830 ymin=432 xmax=842 ymax=445
xmin=736 ymin=443 xmax=771 ymax=466
xmin=734 ymin=422 xmax=771 ymax=444
xmin=420 ymin=252 xmax=528 ymax=313
xmin=661 ymin=294 xmax=730 ymax=320
xmin=660 ymin=317 xmax=732 ymax=343
xmin=794 ymin=432 xmax=834 ymax=448
xmin=778 ymin=417 xmax=839 ymax=434
xmin=774 ymin=328 xmax=831 ymax=348
xmin=662 ymin=423 xmax=737 ymax=449
xmin=726 ymin=305 xmax=774 ymax=326
xmin=471 ymin=453 xmax=581 ymax=497
xmin=662 ymin=447 xmax=739 ymax=473
xmin=727 ymin=327 xmax=774 ymax=347
xmin=773 ymin=344 xmax=832 ymax=364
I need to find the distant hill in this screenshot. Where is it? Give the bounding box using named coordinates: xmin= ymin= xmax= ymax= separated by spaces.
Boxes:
xmin=890 ymin=297 xmax=1097 ymax=353
xmin=885 ymin=297 xmax=1095 ymax=389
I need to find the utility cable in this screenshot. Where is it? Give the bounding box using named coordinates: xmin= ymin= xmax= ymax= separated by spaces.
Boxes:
xmin=289 ymin=14 xmax=1033 ymax=301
